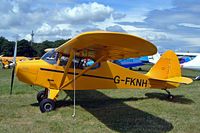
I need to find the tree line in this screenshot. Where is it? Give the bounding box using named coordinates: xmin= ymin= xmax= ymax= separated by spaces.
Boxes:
xmin=0 ymin=37 xmax=70 ymax=57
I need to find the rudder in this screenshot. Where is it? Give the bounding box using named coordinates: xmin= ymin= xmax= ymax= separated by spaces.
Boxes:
xmin=146 ymin=50 xmax=181 ymax=79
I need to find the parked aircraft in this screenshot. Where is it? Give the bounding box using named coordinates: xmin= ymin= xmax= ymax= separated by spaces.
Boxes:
xmin=10 ymin=31 xmax=192 ymax=112
xmin=176 ymin=52 xmax=200 ymax=70
xmin=0 ymin=56 xmax=29 ymax=69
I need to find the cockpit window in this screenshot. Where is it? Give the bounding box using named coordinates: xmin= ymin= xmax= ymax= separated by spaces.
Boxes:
xmin=59 ymin=54 xmax=100 ymax=69
xmin=41 ymin=49 xmax=58 ymax=64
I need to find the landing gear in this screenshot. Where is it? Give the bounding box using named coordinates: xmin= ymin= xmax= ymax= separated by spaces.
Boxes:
xmin=138 ymin=67 xmax=142 ymax=71
xmin=164 ymin=89 xmax=174 ymax=100
xmin=37 ymin=89 xmax=48 ymax=103
xmin=39 ymin=99 xmax=55 ymax=113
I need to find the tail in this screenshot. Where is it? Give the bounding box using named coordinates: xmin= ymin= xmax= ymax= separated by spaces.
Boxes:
xmin=146 ymin=50 xmax=192 ymax=85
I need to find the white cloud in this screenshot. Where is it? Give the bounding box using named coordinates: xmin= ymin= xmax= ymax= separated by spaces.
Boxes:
xmin=179 ymin=23 xmax=200 ymax=28
xmin=182 ymin=37 xmax=200 ymax=46
xmin=54 ymin=2 xmax=114 ymax=24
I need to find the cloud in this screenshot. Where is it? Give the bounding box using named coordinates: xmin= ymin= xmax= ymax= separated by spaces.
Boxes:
xmin=106 ymin=25 xmax=127 ymax=32
xmin=179 ymin=23 xmax=200 ymax=28
xmin=53 ymin=2 xmax=114 ymax=24
xmin=81 ymin=27 xmax=102 ymax=32
xmin=116 ymin=0 xmax=200 ymax=49
xmin=133 ymin=0 xmax=200 ymax=33
xmin=0 ymin=0 xmax=200 ymax=53
xmin=112 ymin=12 xmax=126 ymax=20
xmin=0 ymin=1 xmax=124 ymax=42
xmin=36 ymin=23 xmax=72 ymax=37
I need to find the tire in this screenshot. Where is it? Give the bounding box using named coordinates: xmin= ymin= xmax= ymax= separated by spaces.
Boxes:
xmin=39 ymin=99 xmax=55 ymax=113
xmin=37 ymin=90 xmax=47 ymax=103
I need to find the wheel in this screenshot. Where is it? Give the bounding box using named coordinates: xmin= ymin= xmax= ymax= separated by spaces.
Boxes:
xmin=168 ymin=95 xmax=174 ymax=100
xmin=37 ymin=90 xmax=47 ymax=103
xmin=39 ymin=99 xmax=55 ymax=113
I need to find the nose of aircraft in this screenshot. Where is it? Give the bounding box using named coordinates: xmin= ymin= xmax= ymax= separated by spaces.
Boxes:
xmin=15 ymin=63 xmax=19 ymax=75
xmin=15 ymin=61 xmax=39 ymax=85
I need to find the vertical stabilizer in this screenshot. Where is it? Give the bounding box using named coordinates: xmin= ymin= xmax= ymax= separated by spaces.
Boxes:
xmin=147 ymin=50 xmax=181 ymax=79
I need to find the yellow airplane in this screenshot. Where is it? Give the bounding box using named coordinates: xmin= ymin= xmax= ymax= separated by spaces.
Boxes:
xmin=0 ymin=56 xmax=29 ymax=69
xmin=11 ymin=31 xmax=192 ymax=112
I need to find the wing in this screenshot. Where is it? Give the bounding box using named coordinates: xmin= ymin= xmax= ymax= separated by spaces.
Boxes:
xmin=56 ymin=31 xmax=157 ymax=61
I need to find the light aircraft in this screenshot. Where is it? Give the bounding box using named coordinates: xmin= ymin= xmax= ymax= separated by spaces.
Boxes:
xmin=148 ymin=52 xmax=160 ymax=64
xmin=10 ymin=31 xmax=192 ymax=113
xmin=113 ymin=56 xmax=149 ymax=70
xmin=176 ymin=52 xmax=200 ymax=70
xmin=0 ymin=56 xmax=29 ymax=69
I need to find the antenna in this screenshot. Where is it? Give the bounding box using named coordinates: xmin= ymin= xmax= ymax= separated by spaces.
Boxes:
xmin=31 ymin=30 xmax=34 ymax=46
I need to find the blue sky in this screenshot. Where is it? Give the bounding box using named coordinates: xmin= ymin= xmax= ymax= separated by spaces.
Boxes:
xmin=0 ymin=0 xmax=200 ymax=52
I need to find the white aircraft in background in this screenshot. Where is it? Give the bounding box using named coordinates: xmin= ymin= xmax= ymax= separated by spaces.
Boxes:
xmin=148 ymin=52 xmax=160 ymax=64
xmin=176 ymin=52 xmax=200 ymax=70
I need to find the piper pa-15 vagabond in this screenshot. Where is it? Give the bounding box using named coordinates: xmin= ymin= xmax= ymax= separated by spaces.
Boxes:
xmin=10 ymin=31 xmax=193 ymax=112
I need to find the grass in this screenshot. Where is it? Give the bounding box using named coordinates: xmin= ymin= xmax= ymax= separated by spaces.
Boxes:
xmin=0 ymin=64 xmax=200 ymax=133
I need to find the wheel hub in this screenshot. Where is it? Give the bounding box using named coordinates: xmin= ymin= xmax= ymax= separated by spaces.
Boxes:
xmin=44 ymin=103 xmax=52 ymax=111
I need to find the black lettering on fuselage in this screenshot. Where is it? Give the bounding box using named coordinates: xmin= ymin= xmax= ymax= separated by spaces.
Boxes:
xmin=142 ymin=79 xmax=148 ymax=87
xmin=136 ymin=79 xmax=142 ymax=86
xmin=130 ymin=78 xmax=136 ymax=86
xmin=125 ymin=77 xmax=131 ymax=84
xmin=114 ymin=75 xmax=120 ymax=84
xmin=113 ymin=75 xmax=148 ymax=87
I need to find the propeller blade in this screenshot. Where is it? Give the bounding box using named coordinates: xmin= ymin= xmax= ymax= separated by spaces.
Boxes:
xmin=13 ymin=39 xmax=17 ymax=64
xmin=10 ymin=66 xmax=15 ymax=95
xmin=10 ymin=38 xmax=18 ymax=95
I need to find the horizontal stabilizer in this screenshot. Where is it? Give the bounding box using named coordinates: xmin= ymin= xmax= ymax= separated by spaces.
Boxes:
xmin=150 ymin=77 xmax=193 ymax=84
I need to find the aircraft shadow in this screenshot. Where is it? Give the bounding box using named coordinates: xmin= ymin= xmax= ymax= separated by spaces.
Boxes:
xmin=145 ymin=92 xmax=194 ymax=104
xmin=55 ymin=90 xmax=173 ymax=133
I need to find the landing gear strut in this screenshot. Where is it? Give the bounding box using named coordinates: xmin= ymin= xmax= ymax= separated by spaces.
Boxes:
xmin=164 ymin=89 xmax=174 ymax=99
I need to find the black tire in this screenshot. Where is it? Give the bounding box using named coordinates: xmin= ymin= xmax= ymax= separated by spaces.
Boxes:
xmin=168 ymin=95 xmax=174 ymax=100
xmin=37 ymin=90 xmax=47 ymax=103
xmin=39 ymin=99 xmax=55 ymax=113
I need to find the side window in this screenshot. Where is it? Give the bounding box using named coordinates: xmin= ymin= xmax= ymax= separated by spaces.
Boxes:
xmin=60 ymin=56 xmax=69 ymax=66
xmin=58 ymin=55 xmax=100 ymax=69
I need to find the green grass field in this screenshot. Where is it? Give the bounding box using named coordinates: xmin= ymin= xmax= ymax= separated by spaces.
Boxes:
xmin=0 ymin=65 xmax=200 ymax=133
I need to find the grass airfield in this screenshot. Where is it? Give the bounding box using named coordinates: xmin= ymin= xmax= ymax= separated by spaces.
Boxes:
xmin=0 ymin=64 xmax=200 ymax=133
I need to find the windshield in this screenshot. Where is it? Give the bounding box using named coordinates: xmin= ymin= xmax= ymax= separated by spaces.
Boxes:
xmin=41 ymin=49 xmax=58 ymax=64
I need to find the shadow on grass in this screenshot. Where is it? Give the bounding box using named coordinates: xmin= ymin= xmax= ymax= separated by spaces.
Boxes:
xmin=31 ymin=90 xmax=174 ymax=132
xmin=56 ymin=90 xmax=173 ymax=133
xmin=145 ymin=92 xmax=194 ymax=104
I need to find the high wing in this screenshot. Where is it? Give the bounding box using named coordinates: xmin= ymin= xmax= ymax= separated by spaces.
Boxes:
xmin=56 ymin=31 xmax=157 ymax=61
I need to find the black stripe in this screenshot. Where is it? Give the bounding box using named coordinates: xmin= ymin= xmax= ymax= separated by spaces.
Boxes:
xmin=40 ymin=68 xmax=113 ymax=80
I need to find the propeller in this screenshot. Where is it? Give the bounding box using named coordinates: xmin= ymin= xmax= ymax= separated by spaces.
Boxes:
xmin=10 ymin=39 xmax=18 ymax=95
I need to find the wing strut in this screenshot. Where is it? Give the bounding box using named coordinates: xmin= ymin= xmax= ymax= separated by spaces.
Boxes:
xmin=59 ymin=49 xmax=75 ymax=89
xmin=60 ymin=56 xmax=105 ymax=89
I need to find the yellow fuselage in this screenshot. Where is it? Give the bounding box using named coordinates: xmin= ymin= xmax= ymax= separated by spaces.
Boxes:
xmin=16 ymin=59 xmax=179 ymax=91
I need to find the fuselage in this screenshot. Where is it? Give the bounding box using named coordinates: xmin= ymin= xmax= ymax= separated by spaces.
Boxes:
xmin=176 ymin=53 xmax=200 ymax=71
xmin=15 ymin=50 xmax=180 ymax=91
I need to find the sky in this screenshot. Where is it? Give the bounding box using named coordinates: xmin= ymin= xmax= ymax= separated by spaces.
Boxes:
xmin=0 ymin=0 xmax=200 ymax=52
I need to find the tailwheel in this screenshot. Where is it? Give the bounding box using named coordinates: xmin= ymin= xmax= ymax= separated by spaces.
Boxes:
xmin=168 ymin=95 xmax=174 ymax=100
xmin=37 ymin=89 xmax=48 ymax=103
xmin=164 ymin=89 xmax=174 ymax=100
xmin=39 ymin=99 xmax=55 ymax=113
